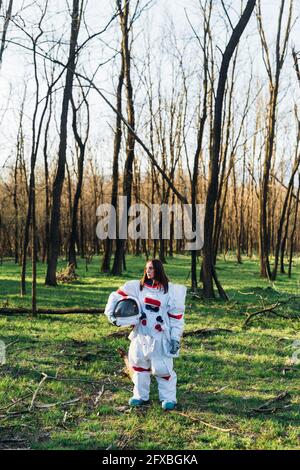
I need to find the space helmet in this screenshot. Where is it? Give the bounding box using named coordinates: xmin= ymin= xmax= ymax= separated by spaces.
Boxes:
xmin=113 ymin=296 xmax=142 ymax=327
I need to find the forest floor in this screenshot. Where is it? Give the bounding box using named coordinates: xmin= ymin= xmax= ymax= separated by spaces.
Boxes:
xmin=0 ymin=255 xmax=300 ymax=450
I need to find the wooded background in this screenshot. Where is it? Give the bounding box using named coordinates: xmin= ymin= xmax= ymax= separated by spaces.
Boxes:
xmin=0 ymin=0 xmax=300 ymax=305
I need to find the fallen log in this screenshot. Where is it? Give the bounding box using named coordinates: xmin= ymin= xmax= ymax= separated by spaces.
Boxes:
xmin=250 ymin=391 xmax=291 ymax=414
xmin=246 ymin=302 xmax=280 ymax=323
xmin=243 ymin=301 xmax=292 ymax=327
xmin=184 ymin=328 xmax=233 ymax=337
xmin=0 ymin=307 xmax=105 ymax=315
xmin=108 ymin=327 xmax=233 ymax=339
xmin=117 ymin=347 xmax=134 ymax=380
xmin=243 ymin=296 xmax=300 ymax=327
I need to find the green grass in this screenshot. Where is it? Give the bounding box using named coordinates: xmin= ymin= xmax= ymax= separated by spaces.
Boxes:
xmin=0 ymin=254 xmax=300 ymax=450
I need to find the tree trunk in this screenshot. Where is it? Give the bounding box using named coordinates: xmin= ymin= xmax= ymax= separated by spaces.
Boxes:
xmin=42 ymin=87 xmax=52 ymax=263
xmin=271 ymin=152 xmax=300 ymax=279
xmin=0 ymin=0 xmax=13 ymax=65
xmin=68 ymin=89 xmax=89 ymax=268
xmin=288 ymin=174 xmax=300 ymax=277
xmin=101 ymin=47 xmax=124 ymax=272
xmin=46 ymin=0 xmax=81 ymax=286
xmin=280 ymin=189 xmax=293 ymax=274
xmin=257 ymin=0 xmax=293 ymax=278
xmin=202 ymin=0 xmax=256 ymax=299
xmin=112 ymin=0 xmax=135 ymax=276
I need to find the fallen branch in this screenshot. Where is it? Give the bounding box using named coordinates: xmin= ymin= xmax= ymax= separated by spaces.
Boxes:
xmin=34 ymin=397 xmax=80 ymax=409
xmin=244 ymin=301 xmax=280 ymax=326
xmin=29 ymin=373 xmax=48 ymax=411
xmin=0 ymin=393 xmax=32 ymax=412
xmin=0 ymin=438 xmax=26 ymax=443
xmin=250 ymin=391 xmax=291 ymax=414
xmin=243 ymin=302 xmax=299 ymax=327
xmin=189 ymin=292 xmax=203 ymax=300
xmin=0 ymin=307 xmax=105 ymax=315
xmin=184 ymin=328 xmax=233 ymax=337
xmin=109 ymin=327 xmax=233 ymax=340
xmin=243 ymin=295 xmax=300 ymax=327
xmin=93 ymin=385 xmax=106 ymax=406
xmin=116 ymin=425 xmax=144 ymax=450
xmin=32 ymin=368 xmax=104 ymax=385
xmin=174 ymin=411 xmax=234 ymax=433
xmin=211 ymin=385 xmax=230 ymax=394
xmin=5 ymin=340 xmax=20 ymax=348
xmin=0 ymin=410 xmax=30 ymax=419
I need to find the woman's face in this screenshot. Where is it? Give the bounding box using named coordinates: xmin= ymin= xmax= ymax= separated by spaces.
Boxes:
xmin=146 ymin=261 xmax=155 ymax=279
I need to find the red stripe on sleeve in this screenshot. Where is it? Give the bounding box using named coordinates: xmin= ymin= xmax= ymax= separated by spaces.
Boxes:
xmin=168 ymin=313 xmax=183 ymax=320
xmin=117 ymin=289 xmax=128 ymax=297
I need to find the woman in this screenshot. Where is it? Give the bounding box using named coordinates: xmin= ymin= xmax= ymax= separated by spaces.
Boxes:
xmin=104 ymin=259 xmax=186 ymax=410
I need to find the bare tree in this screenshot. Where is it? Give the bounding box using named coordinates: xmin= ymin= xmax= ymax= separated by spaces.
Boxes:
xmin=201 ymin=0 xmax=256 ymax=299
xmin=101 ymin=18 xmax=125 ymax=273
xmin=288 ymin=174 xmax=300 ymax=277
xmin=112 ymin=0 xmax=137 ymax=275
xmin=68 ymin=81 xmax=90 ymax=267
xmin=45 ymin=0 xmax=82 ymax=285
xmin=272 ymin=115 xmax=300 ymax=279
xmin=186 ymin=0 xmax=212 ymax=289
xmin=256 ymin=0 xmax=293 ymax=279
xmin=19 ymin=6 xmax=70 ymax=295
xmin=0 ymin=0 xmax=13 ymax=65
xmin=13 ymin=87 xmax=26 ymax=264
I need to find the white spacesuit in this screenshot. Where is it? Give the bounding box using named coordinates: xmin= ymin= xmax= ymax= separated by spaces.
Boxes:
xmin=104 ymin=280 xmax=186 ymax=407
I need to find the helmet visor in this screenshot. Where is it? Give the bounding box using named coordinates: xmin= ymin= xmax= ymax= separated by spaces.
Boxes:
xmin=114 ymin=298 xmax=140 ymax=318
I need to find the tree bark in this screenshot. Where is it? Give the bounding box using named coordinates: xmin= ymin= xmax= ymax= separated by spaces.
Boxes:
xmin=202 ymin=0 xmax=256 ymax=299
xmin=112 ymin=0 xmax=136 ymax=275
xmin=288 ymin=174 xmax=300 ymax=277
xmin=101 ymin=38 xmax=124 ymax=272
xmin=45 ymin=0 xmax=81 ymax=285
xmin=0 ymin=0 xmax=13 ymax=65
xmin=257 ymin=0 xmax=293 ymax=278
xmin=68 ymin=87 xmax=90 ymax=268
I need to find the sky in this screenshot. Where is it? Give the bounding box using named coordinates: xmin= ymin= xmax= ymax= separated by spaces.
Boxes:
xmin=0 ymin=0 xmax=299 ymax=178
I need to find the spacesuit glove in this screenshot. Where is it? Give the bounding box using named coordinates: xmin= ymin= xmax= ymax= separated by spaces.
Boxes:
xmin=170 ymin=339 xmax=180 ymax=354
xmin=108 ymin=315 xmax=119 ymax=327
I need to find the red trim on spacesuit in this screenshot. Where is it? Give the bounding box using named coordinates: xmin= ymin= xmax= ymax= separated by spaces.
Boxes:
xmin=168 ymin=313 xmax=183 ymax=320
xmin=132 ymin=366 xmax=151 ymax=373
xmin=144 ymin=297 xmax=161 ymax=306
xmin=117 ymin=289 xmax=128 ymax=297
xmin=144 ymin=283 xmax=161 ymax=289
